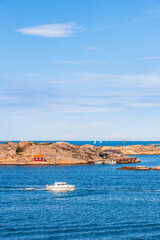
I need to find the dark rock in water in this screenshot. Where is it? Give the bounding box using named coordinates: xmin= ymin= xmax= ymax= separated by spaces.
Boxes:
xmin=150 ymin=166 xmax=160 ymax=171
xmin=117 ymin=166 xmax=150 ymax=171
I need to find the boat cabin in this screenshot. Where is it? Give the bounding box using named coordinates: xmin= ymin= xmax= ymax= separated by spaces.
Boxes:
xmin=33 ymin=154 xmax=44 ymax=161
xmin=54 ymin=182 xmax=67 ymax=186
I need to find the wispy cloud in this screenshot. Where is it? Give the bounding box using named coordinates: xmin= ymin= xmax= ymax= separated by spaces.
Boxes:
xmin=87 ymin=46 xmax=98 ymax=51
xmin=54 ymin=60 xmax=107 ymax=65
xmin=0 ymin=95 xmax=13 ymax=102
xmin=2 ymin=71 xmax=160 ymax=116
xmin=93 ymin=15 xmax=160 ymax=32
xmin=10 ymin=111 xmax=26 ymax=115
xmin=49 ymin=104 xmax=123 ymax=114
xmin=138 ymin=57 xmax=160 ymax=60
xmin=127 ymin=103 xmax=159 ymax=107
xmin=16 ymin=23 xmax=79 ymax=37
xmin=130 ymin=15 xmax=160 ymax=23
xmin=50 ymin=80 xmax=68 ymax=84
xmin=55 ymin=107 xmax=123 ymax=114
xmin=89 ymin=121 xmax=105 ymax=126
xmin=81 ymin=72 xmax=160 ymax=87
xmin=58 ymin=122 xmax=70 ymax=128
xmin=23 ymin=73 xmax=40 ymax=77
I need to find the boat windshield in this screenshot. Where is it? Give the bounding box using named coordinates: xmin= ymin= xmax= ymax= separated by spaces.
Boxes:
xmin=55 ymin=182 xmax=66 ymax=186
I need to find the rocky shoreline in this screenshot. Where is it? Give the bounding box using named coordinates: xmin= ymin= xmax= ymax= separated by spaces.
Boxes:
xmin=99 ymin=144 xmax=160 ymax=155
xmin=117 ymin=166 xmax=160 ymax=171
xmin=0 ymin=141 xmax=141 ymax=166
xmin=1 ymin=141 xmax=160 ymax=166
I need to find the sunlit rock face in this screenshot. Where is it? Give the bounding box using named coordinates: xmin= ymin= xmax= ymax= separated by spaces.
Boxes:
xmin=0 ymin=141 xmax=141 ymax=165
xmin=99 ymin=145 xmax=160 ymax=155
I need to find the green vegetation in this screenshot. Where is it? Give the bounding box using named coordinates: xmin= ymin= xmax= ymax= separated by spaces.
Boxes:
xmin=41 ymin=142 xmax=52 ymax=145
xmin=16 ymin=146 xmax=23 ymax=154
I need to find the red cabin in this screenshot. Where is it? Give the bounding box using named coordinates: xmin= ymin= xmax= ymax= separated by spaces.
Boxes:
xmin=33 ymin=154 xmax=44 ymax=161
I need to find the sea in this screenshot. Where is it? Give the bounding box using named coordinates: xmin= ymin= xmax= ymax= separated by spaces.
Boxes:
xmin=1 ymin=141 xmax=160 ymax=239
xmin=1 ymin=140 xmax=160 ymax=147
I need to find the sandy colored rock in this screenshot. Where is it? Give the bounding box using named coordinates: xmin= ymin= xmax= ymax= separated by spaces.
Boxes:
xmin=0 ymin=141 xmax=141 ymax=166
xmin=100 ymin=145 xmax=160 ymax=155
xmin=19 ymin=141 xmax=33 ymax=150
xmin=151 ymin=166 xmax=160 ymax=170
xmin=0 ymin=141 xmax=101 ymax=165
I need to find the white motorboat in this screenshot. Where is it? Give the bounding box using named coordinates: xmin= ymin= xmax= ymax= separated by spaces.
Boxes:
xmin=94 ymin=161 xmax=104 ymax=164
xmin=46 ymin=182 xmax=75 ymax=192
xmin=104 ymin=160 xmax=116 ymax=165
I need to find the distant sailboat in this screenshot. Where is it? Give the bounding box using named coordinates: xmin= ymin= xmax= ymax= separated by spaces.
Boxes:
xmin=100 ymin=140 xmax=102 ymax=144
xmin=94 ymin=140 xmax=96 ymax=144
xmin=123 ymin=139 xmax=127 ymax=146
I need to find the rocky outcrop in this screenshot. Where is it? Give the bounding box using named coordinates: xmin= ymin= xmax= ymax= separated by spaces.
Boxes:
xmin=97 ymin=148 xmax=140 ymax=164
xmin=117 ymin=166 xmax=150 ymax=171
xmin=117 ymin=165 xmax=160 ymax=171
xmin=113 ymin=156 xmax=140 ymax=164
xmin=151 ymin=166 xmax=160 ymax=171
xmin=100 ymin=144 xmax=160 ymax=155
xmin=0 ymin=141 xmax=140 ymax=166
xmin=0 ymin=142 xmax=101 ymax=165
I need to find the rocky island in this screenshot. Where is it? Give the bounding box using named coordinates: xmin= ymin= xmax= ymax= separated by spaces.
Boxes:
xmin=99 ymin=144 xmax=160 ymax=155
xmin=0 ymin=141 xmax=141 ymax=166
xmin=117 ymin=166 xmax=160 ymax=171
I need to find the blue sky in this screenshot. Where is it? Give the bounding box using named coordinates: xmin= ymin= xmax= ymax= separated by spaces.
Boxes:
xmin=1 ymin=0 xmax=160 ymax=140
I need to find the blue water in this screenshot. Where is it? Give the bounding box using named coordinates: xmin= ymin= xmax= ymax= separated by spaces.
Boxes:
xmin=1 ymin=140 xmax=160 ymax=147
xmin=1 ymin=155 xmax=160 ymax=239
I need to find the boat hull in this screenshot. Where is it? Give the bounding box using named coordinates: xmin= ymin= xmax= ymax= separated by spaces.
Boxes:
xmin=46 ymin=185 xmax=75 ymax=192
xmin=94 ymin=161 xmax=103 ymax=164
xmin=104 ymin=160 xmax=116 ymax=165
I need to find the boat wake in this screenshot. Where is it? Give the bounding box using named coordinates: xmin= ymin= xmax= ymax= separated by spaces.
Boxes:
xmin=0 ymin=187 xmax=160 ymax=193
xmin=0 ymin=187 xmax=46 ymax=191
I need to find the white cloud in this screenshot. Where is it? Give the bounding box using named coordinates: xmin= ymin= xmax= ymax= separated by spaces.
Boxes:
xmin=16 ymin=23 xmax=79 ymax=37
xmin=130 ymin=16 xmax=160 ymax=23
xmin=93 ymin=15 xmax=160 ymax=32
xmin=58 ymin=107 xmax=122 ymax=113
xmin=54 ymin=60 xmax=107 ymax=65
xmin=87 ymin=46 xmax=98 ymax=51
xmin=50 ymin=104 xmax=123 ymax=114
xmin=89 ymin=121 xmax=105 ymax=126
xmin=0 ymin=94 xmax=15 ymax=102
xmin=138 ymin=57 xmax=160 ymax=60
xmin=81 ymin=72 xmax=160 ymax=87
xmin=50 ymin=80 xmax=68 ymax=84
xmin=127 ymin=103 xmax=159 ymax=107
xmin=23 ymin=73 xmax=40 ymax=77
xmin=58 ymin=122 xmax=70 ymax=128
xmin=11 ymin=111 xmax=26 ymax=114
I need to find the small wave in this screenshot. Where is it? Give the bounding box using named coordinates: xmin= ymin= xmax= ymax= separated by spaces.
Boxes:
xmin=24 ymin=188 xmax=35 ymax=191
xmin=0 ymin=187 xmax=46 ymax=191
xmin=0 ymin=187 xmax=160 ymax=193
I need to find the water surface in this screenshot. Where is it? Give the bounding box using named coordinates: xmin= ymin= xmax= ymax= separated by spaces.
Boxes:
xmin=1 ymin=155 xmax=160 ymax=239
